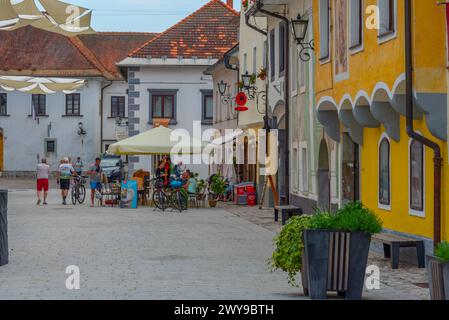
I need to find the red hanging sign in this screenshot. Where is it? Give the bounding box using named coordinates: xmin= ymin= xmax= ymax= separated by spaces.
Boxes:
xmin=235 ymin=92 xmax=248 ymax=106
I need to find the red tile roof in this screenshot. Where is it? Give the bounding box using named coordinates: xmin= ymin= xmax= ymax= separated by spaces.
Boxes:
xmin=78 ymin=32 xmax=158 ymax=79
xmin=130 ymin=0 xmax=239 ymax=59
xmin=0 ymin=26 xmax=102 ymax=77
xmin=0 ymin=27 xmax=158 ymax=80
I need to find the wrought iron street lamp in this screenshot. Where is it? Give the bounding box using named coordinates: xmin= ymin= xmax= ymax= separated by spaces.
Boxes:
xmin=241 ymin=72 xmax=252 ymax=89
xmin=218 ymin=80 xmax=228 ymax=96
xmin=291 ymin=14 xmax=315 ymax=62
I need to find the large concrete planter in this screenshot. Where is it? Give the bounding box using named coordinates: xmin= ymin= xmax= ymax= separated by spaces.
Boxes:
xmin=0 ymin=190 xmax=8 ymax=266
xmin=427 ymin=255 xmax=449 ymax=300
xmin=302 ymin=230 xmax=371 ymax=300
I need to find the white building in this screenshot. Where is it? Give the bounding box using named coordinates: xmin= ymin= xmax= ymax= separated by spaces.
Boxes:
xmin=118 ymin=0 xmax=239 ymax=178
xmin=0 ymin=26 xmax=156 ymax=174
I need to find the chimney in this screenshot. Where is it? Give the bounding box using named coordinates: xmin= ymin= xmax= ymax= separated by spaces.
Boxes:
xmin=226 ymin=0 xmax=233 ymax=8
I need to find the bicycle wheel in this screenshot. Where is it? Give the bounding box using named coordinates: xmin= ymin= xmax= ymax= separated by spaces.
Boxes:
xmin=71 ymin=187 xmax=78 ymax=205
xmin=171 ymin=190 xmax=188 ymax=212
xmin=78 ymin=185 xmax=86 ymax=204
xmin=153 ymin=189 xmax=168 ymax=211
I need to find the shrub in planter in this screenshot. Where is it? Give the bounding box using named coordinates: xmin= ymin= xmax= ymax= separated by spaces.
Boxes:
xmin=208 ymin=175 xmax=226 ymax=208
xmin=302 ymin=202 xmax=382 ymax=300
xmin=269 ymin=215 xmax=312 ymax=287
xmin=427 ymin=241 xmax=449 ymax=300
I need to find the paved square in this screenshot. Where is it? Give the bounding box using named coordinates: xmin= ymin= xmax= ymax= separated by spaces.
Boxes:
xmin=0 ymin=188 xmax=427 ymax=300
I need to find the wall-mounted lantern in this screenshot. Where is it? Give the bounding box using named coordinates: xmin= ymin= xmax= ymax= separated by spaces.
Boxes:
xmin=291 ymin=14 xmax=315 ymax=61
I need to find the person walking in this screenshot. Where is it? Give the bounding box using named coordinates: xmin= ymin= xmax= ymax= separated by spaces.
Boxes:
xmin=56 ymin=157 xmax=77 ymax=205
xmin=73 ymin=157 xmax=83 ymax=176
xmin=36 ymin=158 xmax=50 ymax=205
xmin=87 ymin=157 xmax=104 ymax=207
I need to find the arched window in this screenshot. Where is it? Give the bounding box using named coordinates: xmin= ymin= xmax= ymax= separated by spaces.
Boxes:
xmin=379 ymin=137 xmax=390 ymax=206
xmin=410 ymin=140 xmax=424 ymax=212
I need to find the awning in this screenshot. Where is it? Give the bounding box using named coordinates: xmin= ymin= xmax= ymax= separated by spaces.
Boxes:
xmin=0 ymin=76 xmax=85 ymax=94
xmin=0 ymin=0 xmax=95 ymax=36
xmin=107 ymin=126 xmax=205 ymax=156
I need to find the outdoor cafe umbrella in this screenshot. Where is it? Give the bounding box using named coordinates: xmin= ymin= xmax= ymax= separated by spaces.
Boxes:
xmin=107 ymin=126 xmax=205 ymax=156
xmin=0 ymin=0 xmax=95 ymax=36
xmin=0 ymin=75 xmax=85 ymax=94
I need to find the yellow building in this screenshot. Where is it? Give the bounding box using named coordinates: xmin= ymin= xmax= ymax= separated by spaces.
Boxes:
xmin=312 ymin=0 xmax=448 ymax=245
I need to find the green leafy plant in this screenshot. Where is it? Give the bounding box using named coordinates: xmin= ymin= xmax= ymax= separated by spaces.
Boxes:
xmin=269 ymin=215 xmax=312 ymax=287
xmin=307 ymin=202 xmax=383 ymax=235
xmin=209 ymin=175 xmax=227 ymax=200
xmin=196 ymin=179 xmax=206 ymax=194
xmin=435 ymin=241 xmax=449 ymax=263
xmin=250 ymin=73 xmax=257 ymax=85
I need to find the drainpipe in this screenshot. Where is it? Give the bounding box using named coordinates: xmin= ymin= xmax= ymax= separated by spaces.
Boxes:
xmin=405 ymin=0 xmax=442 ymax=247
xmin=256 ymin=3 xmax=290 ymax=205
xmin=100 ymin=81 xmax=113 ymax=154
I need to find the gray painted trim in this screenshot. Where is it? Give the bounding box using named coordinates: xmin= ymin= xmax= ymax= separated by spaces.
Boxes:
xmin=339 ymin=109 xmax=364 ymax=145
xmin=416 ymin=93 xmax=447 ymax=141
xmin=148 ymin=89 xmax=179 ymax=125
xmin=370 ymin=101 xmax=400 ymax=141
xmin=391 ymin=94 xmax=423 ymax=119
xmin=353 ymin=105 xmax=380 ymax=127
xmin=317 ymin=110 xmax=341 ymax=142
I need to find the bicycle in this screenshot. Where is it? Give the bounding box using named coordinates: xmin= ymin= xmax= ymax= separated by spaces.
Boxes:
xmin=71 ymin=175 xmax=87 ymax=205
xmin=152 ymin=177 xmax=188 ymax=212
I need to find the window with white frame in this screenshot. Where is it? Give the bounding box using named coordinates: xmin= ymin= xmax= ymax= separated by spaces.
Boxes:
xmin=319 ymin=0 xmax=330 ymax=60
xmin=263 ymin=40 xmax=268 ymax=69
xmin=292 ymin=147 xmax=299 ymax=192
xmin=378 ymin=0 xmax=395 ymax=37
xmin=300 ymin=59 xmax=306 ymax=91
xmin=301 ymin=146 xmax=308 ymax=192
xmin=253 ymin=46 xmax=257 ymax=74
xmin=410 ymin=140 xmax=424 ymax=213
xmin=379 ymin=137 xmax=391 ymax=206
xmin=243 ymin=52 xmax=248 ymax=74
xmin=349 ymin=0 xmax=363 ymax=49
xmin=291 ymin=46 xmax=298 ymax=95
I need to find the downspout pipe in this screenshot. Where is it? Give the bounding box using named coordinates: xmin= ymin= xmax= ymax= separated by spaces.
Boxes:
xmin=100 ymin=81 xmax=113 ymax=154
xmin=257 ymin=3 xmax=290 ymax=205
xmin=405 ymin=0 xmax=442 ymax=247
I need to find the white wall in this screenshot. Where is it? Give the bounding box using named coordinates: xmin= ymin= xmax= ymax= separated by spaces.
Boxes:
xmin=131 ymin=65 xmax=213 ymax=178
xmin=0 ymin=78 xmax=102 ymax=172
xmin=102 ymin=80 xmax=129 ymax=151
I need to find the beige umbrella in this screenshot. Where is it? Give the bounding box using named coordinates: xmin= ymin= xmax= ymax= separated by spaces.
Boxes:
xmin=107 ymin=126 xmax=205 ymax=156
xmin=0 ymin=0 xmax=95 ymax=36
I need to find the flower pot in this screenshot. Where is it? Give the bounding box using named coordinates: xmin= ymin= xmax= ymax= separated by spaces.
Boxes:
xmin=208 ymin=200 xmax=217 ymax=208
xmin=302 ymin=230 xmax=371 ymax=300
xmin=426 ymin=255 xmax=449 ymax=300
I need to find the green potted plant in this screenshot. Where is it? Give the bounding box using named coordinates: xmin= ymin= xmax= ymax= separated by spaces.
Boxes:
xmin=427 ymin=241 xmax=449 ymax=300
xmin=208 ymin=175 xmax=226 ymax=208
xmin=269 ymin=215 xmax=312 ymax=287
xmin=302 ymin=202 xmax=382 ymax=300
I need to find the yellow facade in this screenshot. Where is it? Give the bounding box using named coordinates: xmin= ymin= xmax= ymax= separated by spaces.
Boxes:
xmin=312 ymin=0 xmax=448 ymax=240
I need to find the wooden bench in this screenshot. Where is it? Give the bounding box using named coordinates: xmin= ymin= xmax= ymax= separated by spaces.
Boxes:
xmin=372 ymin=233 xmax=425 ymax=269
xmin=274 ymin=205 xmax=303 ymax=225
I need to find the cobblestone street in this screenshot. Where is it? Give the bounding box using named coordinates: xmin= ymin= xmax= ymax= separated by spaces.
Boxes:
xmin=0 ymin=178 xmax=430 ymax=299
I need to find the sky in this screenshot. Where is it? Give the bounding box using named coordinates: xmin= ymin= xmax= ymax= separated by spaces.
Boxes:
xmin=63 ymin=0 xmax=241 ymax=33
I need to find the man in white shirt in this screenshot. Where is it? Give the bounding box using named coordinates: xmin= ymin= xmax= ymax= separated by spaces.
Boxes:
xmin=36 ymin=158 xmax=50 ymax=205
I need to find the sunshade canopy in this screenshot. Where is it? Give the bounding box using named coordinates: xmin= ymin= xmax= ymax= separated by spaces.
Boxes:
xmin=107 ymin=126 xmax=205 ymax=156
xmin=0 ymin=0 xmax=95 ymax=36
xmin=0 ymin=75 xmax=85 ymax=94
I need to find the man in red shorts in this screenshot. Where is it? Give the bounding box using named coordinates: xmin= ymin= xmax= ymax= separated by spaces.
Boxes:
xmin=36 ymin=158 xmax=50 ymax=205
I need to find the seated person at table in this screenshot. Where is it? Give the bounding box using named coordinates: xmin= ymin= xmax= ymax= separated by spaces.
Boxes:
xmin=184 ymin=171 xmax=197 ymax=195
